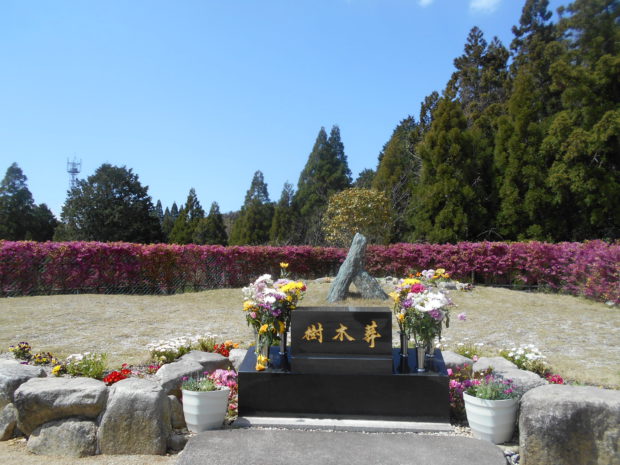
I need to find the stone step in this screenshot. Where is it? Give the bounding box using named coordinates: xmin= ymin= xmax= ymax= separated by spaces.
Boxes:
xmin=175 ymin=429 xmax=507 ymax=465
xmin=234 ymin=416 xmax=453 ymax=433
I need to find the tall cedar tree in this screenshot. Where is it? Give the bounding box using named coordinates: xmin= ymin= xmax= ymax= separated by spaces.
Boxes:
xmin=542 ymin=0 xmax=620 ymax=240
xmin=169 ymin=188 xmax=205 ymax=244
xmin=193 ymin=202 xmax=228 ymax=245
xmin=56 ymin=164 xmax=161 ymax=243
xmin=155 ymin=200 xmax=164 ymax=224
xmin=294 ymin=126 xmax=351 ymax=244
xmin=270 ymin=182 xmax=297 ymax=245
xmin=494 ymin=0 xmax=562 ymax=240
xmin=410 ymin=98 xmax=487 ymax=243
xmin=161 ymin=202 xmax=179 ymax=242
xmin=0 ymin=163 xmax=57 ymax=241
xmin=372 ymin=116 xmax=424 ymax=242
xmin=446 ymin=27 xmax=510 ymax=239
xmin=229 ymin=171 xmax=274 ymax=245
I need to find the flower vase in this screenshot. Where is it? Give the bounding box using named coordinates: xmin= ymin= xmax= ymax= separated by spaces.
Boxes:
xmin=424 ymin=340 xmax=435 ymax=371
xmin=416 ymin=345 xmax=426 ymax=372
xmin=182 ymin=387 xmax=230 ymax=432
xmin=399 ymin=331 xmax=409 ymax=373
xmin=278 ymin=325 xmax=290 ymax=371
xmin=255 ymin=334 xmax=270 ymax=370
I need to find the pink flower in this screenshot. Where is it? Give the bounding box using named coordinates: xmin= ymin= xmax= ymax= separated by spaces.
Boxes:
xmin=472 ymin=355 xmax=479 ymax=362
xmin=447 ymin=368 xmax=453 ymax=376
xmin=457 ymin=313 xmax=467 ymax=321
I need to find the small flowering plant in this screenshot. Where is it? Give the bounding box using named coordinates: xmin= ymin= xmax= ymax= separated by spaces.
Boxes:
xmin=500 ymin=344 xmax=549 ymax=375
xmin=242 ymin=263 xmax=306 ymax=370
xmin=466 ymin=374 xmax=518 ymax=400
xmin=8 ymin=342 xmax=32 ymax=361
xmin=181 ymin=370 xmax=233 ymax=392
xmin=448 ymin=364 xmax=493 ymax=421
xmin=390 ymin=275 xmax=456 ymax=349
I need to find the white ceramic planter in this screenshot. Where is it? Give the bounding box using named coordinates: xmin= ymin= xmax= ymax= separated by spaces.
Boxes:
xmin=463 ymin=392 xmax=518 ymax=444
xmin=182 ymin=387 xmax=230 ymax=432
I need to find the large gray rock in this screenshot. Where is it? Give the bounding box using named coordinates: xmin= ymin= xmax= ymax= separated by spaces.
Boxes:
xmin=97 ymin=378 xmax=170 ymax=455
xmin=27 ymin=419 xmax=97 ymax=457
xmin=169 ymin=395 xmax=186 ymax=429
xmin=14 ymin=377 xmax=107 ymax=435
xmin=474 ymin=357 xmax=547 ymax=396
xmin=327 ymin=233 xmax=388 ymax=302
xmin=442 ymin=351 xmax=473 ymax=371
xmin=0 ymin=403 xmax=18 ymax=441
xmin=179 ymin=351 xmax=231 ymax=372
xmin=353 ymin=271 xmax=389 ymax=300
xmin=520 ymin=385 xmax=620 ymax=465
xmin=228 ymin=348 xmax=247 ymax=371
xmin=0 ymin=360 xmax=46 ymax=409
xmin=156 ymin=359 xmax=204 ymax=397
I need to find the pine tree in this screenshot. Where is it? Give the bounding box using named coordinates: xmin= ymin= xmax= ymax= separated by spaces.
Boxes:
xmin=410 ymin=98 xmax=487 ymax=243
xmin=193 ymin=202 xmax=228 ymax=245
xmin=294 ymin=126 xmax=351 ymax=244
xmin=0 ymin=163 xmax=35 ymax=240
xmin=229 ymin=171 xmax=274 ymax=245
xmin=270 ymin=182 xmax=297 ymax=245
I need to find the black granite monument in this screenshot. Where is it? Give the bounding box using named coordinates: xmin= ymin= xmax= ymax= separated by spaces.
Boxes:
xmin=238 ymin=306 xmax=449 ymax=420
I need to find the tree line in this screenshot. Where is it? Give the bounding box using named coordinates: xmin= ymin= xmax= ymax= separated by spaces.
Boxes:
xmin=1 ymin=0 xmax=617 ymax=245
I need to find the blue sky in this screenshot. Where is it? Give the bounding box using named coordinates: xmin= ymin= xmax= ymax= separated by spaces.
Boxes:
xmin=0 ymin=0 xmax=568 ymax=216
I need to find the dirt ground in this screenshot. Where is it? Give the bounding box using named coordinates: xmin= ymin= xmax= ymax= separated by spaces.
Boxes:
xmin=0 ymin=281 xmax=618 ymax=464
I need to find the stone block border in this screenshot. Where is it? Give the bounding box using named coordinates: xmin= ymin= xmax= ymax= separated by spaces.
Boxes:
xmin=0 ymin=351 xmax=234 ymax=457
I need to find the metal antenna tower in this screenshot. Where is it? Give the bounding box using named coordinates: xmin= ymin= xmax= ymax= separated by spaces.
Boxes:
xmin=66 ymin=158 xmax=82 ymax=189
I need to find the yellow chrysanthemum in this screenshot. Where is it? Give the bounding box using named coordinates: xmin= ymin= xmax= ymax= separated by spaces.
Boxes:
xmin=243 ymin=301 xmax=254 ymax=311
xmin=259 ymin=324 xmax=268 ymax=334
xmin=278 ymin=321 xmax=286 ymax=333
xmin=389 ymin=292 xmax=400 ymax=302
xmin=396 ymin=313 xmax=405 ymax=322
xmin=255 ymin=363 xmax=266 ymax=371
xmin=403 ymin=278 xmax=421 ymax=286
xmin=257 ymin=355 xmax=269 ymax=364
xmin=280 ymin=262 xmax=289 ymax=269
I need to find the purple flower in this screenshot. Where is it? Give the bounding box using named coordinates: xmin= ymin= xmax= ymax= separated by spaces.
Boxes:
xmin=457 ymin=312 xmax=467 ymax=321
xmin=428 ymin=309 xmax=443 ymax=321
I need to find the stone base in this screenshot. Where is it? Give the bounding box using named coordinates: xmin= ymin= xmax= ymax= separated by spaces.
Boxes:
xmin=238 ymin=348 xmax=449 ymax=421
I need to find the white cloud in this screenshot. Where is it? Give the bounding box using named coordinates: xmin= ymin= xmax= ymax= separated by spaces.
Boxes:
xmin=470 ymin=0 xmax=501 ymax=13
xmin=418 ymin=0 xmax=434 ymax=7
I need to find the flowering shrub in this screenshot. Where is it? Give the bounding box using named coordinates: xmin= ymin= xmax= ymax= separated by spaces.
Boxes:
xmin=1 ymin=240 xmax=617 ymax=303
xmin=210 ymin=369 xmax=239 ymax=418
xmin=8 ymin=342 xmax=32 ymax=360
xmin=500 ymin=344 xmax=549 ymax=376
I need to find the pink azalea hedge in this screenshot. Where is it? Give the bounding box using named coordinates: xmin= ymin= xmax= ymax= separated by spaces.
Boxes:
xmin=0 ymin=240 xmax=618 ymax=303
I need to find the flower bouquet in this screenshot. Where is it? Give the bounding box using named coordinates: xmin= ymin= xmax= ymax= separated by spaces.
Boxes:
xmin=242 ymin=264 xmax=306 ymax=371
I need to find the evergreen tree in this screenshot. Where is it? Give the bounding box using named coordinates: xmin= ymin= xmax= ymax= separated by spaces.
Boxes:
xmin=161 ymin=207 xmax=173 ymax=242
xmin=57 ymin=164 xmax=162 ymax=243
xmin=154 ymin=200 xmax=164 ymax=224
xmin=169 ymin=188 xmax=205 ymax=244
xmin=353 ymin=169 xmax=376 ymax=189
xmin=229 ymin=171 xmax=274 ymax=245
xmin=0 ymin=163 xmax=35 ymax=240
xmin=193 ymin=202 xmax=228 ymax=245
xmin=170 ymin=202 xmax=179 ymax=219
xmin=294 ymin=126 xmax=351 ymax=244
xmin=410 ymin=98 xmax=487 ymax=243
xmin=270 ymin=182 xmax=297 ymax=245
xmin=494 ymin=0 xmax=561 ymax=240
xmin=542 ymin=0 xmax=620 ymax=239
xmin=28 ymin=204 xmax=58 ymax=242
xmin=372 ymin=117 xmax=420 ymax=242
